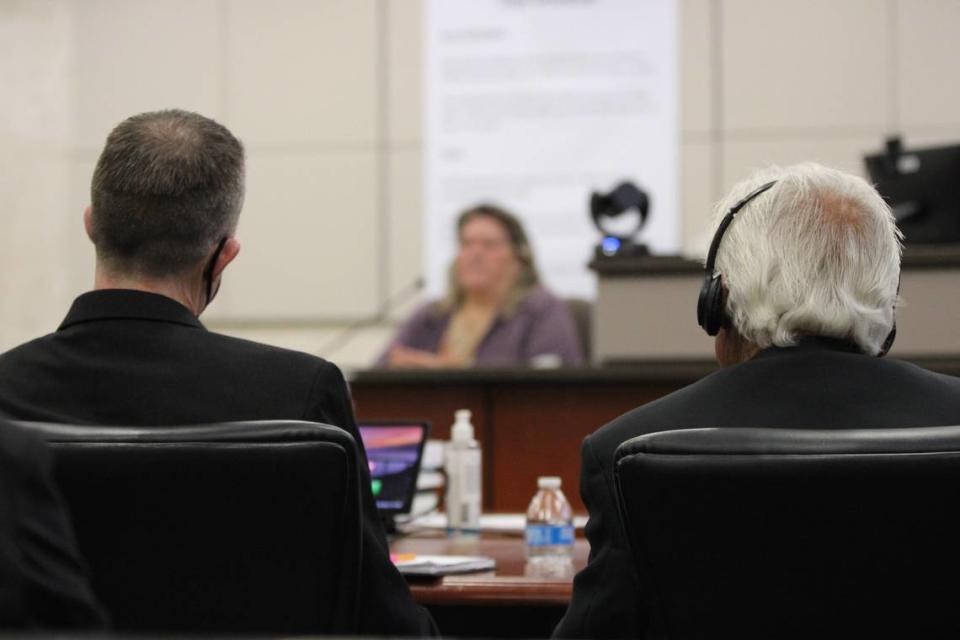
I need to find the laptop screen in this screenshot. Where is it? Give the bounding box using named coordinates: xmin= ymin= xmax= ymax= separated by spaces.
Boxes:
xmin=358 ymin=421 xmax=430 ymax=516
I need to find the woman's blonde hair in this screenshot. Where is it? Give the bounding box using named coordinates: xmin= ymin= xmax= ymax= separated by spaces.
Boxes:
xmin=440 ymin=204 xmax=540 ymax=314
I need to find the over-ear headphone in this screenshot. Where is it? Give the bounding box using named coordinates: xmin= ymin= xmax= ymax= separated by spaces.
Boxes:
xmin=697 ymin=181 xmax=778 ymax=336
xmin=696 ymin=180 xmax=899 ymax=357
xmin=878 ymin=277 xmax=899 ymax=357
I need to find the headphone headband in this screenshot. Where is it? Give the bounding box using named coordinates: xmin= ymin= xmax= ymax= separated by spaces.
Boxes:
xmin=697 ymin=180 xmax=777 ymax=337
xmin=703 ymin=181 xmax=778 ymax=275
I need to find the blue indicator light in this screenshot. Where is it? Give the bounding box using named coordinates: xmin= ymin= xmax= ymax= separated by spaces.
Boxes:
xmin=601 ymin=236 xmax=621 ymax=255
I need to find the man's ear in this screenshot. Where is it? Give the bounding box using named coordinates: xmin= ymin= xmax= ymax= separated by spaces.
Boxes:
xmin=83 ymin=206 xmax=94 ymax=241
xmin=211 ymin=237 xmax=241 ymax=280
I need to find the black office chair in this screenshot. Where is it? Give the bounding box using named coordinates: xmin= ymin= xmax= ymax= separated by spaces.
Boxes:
xmin=615 ymin=426 xmax=960 ymax=639
xmin=565 ymin=297 xmax=593 ymax=363
xmin=13 ymin=420 xmax=362 ymax=635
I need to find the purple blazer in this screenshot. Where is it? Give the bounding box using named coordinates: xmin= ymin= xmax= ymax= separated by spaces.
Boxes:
xmin=376 ymin=286 xmax=585 ymax=368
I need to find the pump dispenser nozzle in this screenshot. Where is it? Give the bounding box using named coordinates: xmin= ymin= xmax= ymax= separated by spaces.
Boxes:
xmin=452 ymin=409 xmax=474 ymax=444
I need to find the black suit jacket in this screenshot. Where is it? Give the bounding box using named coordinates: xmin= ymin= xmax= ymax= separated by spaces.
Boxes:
xmin=0 ymin=419 xmax=106 ymax=630
xmin=0 ymin=289 xmax=434 ymax=636
xmin=554 ymin=338 xmax=960 ymax=640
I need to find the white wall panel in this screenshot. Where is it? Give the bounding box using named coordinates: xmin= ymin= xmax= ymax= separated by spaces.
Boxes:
xmin=387 ymin=0 xmax=422 ymax=145
xmin=680 ymin=141 xmax=715 ymax=255
xmin=63 ymin=156 xmax=98 ymax=304
xmin=386 ymin=148 xmax=425 ymax=316
xmin=899 ymin=126 xmax=960 ymax=148
xmin=223 ymin=0 xmax=378 ymax=146
xmin=897 ymin=0 xmax=960 ymax=128
xmin=216 ymin=151 xmax=380 ymax=320
xmin=721 ymin=135 xmax=883 ymax=188
xmin=0 ymin=0 xmax=75 ymax=350
xmin=72 ymin=0 xmax=220 ymax=151
xmin=722 ymin=0 xmax=889 ymax=132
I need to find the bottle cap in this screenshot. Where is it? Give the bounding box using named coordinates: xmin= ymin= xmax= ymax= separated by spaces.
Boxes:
xmin=451 ymin=409 xmax=474 ymax=443
xmin=538 ymin=476 xmax=561 ymax=489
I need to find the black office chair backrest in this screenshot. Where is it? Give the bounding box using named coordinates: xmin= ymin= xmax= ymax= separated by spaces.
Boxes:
xmin=13 ymin=420 xmax=362 ymax=635
xmin=615 ymin=426 xmax=960 ymax=639
xmin=565 ymin=297 xmax=593 ymax=363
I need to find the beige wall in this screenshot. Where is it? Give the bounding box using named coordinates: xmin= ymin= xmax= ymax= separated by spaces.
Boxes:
xmin=2 ymin=0 xmax=960 ymax=368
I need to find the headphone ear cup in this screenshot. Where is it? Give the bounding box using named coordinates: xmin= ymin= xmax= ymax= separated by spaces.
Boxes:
xmin=709 ymin=280 xmax=726 ymax=336
xmin=878 ymin=277 xmax=900 ymax=357
xmin=699 ymin=277 xmax=727 ymax=337
xmin=697 ymin=276 xmax=726 ymax=336
xmin=878 ymin=322 xmax=896 ymax=357
xmin=697 ymin=278 xmax=711 ymax=331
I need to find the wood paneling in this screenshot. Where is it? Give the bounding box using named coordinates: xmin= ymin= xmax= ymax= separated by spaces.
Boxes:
xmin=351 ymin=370 xmax=696 ymax=512
xmin=489 ymin=383 xmax=676 ymax=512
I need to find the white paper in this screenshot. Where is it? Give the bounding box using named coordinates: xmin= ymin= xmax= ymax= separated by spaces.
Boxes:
xmin=399 ymin=512 xmax=588 ymax=533
xmin=393 ymin=554 xmax=497 ymax=576
xmin=424 ymin=0 xmax=679 ymax=298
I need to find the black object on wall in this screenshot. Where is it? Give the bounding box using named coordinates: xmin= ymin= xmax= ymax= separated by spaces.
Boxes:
xmin=865 ymin=136 xmax=960 ymax=244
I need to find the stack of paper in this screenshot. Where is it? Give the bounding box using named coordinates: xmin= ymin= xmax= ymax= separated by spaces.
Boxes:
xmin=398 ymin=512 xmax=588 ymax=534
xmin=391 ymin=553 xmax=496 ymax=576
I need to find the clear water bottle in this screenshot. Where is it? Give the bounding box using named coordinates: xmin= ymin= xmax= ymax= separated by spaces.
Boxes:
xmin=525 ymin=476 xmax=574 ymax=574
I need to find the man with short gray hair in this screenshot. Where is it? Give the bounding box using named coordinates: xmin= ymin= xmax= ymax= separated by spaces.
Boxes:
xmin=0 ymin=109 xmax=435 ymax=636
xmin=86 ymin=109 xmax=245 ymax=305
xmin=555 ymin=163 xmax=960 ymax=640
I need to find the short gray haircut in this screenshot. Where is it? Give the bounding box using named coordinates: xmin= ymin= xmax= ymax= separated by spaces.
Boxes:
xmin=711 ymin=162 xmax=902 ymax=355
xmin=90 ymin=109 xmax=245 ymax=277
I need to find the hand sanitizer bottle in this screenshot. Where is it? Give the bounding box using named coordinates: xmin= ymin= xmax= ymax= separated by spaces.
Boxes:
xmin=445 ymin=409 xmax=482 ymax=534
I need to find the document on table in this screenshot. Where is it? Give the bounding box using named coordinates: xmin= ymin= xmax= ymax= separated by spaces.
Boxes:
xmin=398 ymin=512 xmax=588 ymax=533
xmin=392 ymin=553 xmax=496 ymax=576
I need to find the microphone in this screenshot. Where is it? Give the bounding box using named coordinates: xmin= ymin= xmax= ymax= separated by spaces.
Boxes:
xmin=317 ymin=276 xmax=425 ymax=360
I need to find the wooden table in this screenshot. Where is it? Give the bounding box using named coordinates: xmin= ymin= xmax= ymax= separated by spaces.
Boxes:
xmin=392 ymin=530 xmax=588 ymax=637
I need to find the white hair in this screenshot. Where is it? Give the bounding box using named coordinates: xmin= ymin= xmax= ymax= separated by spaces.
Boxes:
xmin=710 ymin=162 xmax=902 ymax=355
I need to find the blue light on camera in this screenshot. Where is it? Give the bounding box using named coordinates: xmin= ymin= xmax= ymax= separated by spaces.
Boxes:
xmin=601 ymin=236 xmax=621 ymax=256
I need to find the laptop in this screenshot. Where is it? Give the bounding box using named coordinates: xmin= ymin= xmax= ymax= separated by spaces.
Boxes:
xmin=358 ymin=420 xmax=431 ymax=531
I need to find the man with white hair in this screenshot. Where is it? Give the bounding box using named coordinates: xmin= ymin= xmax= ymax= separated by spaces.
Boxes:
xmin=554 ymin=163 xmax=960 ymax=640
